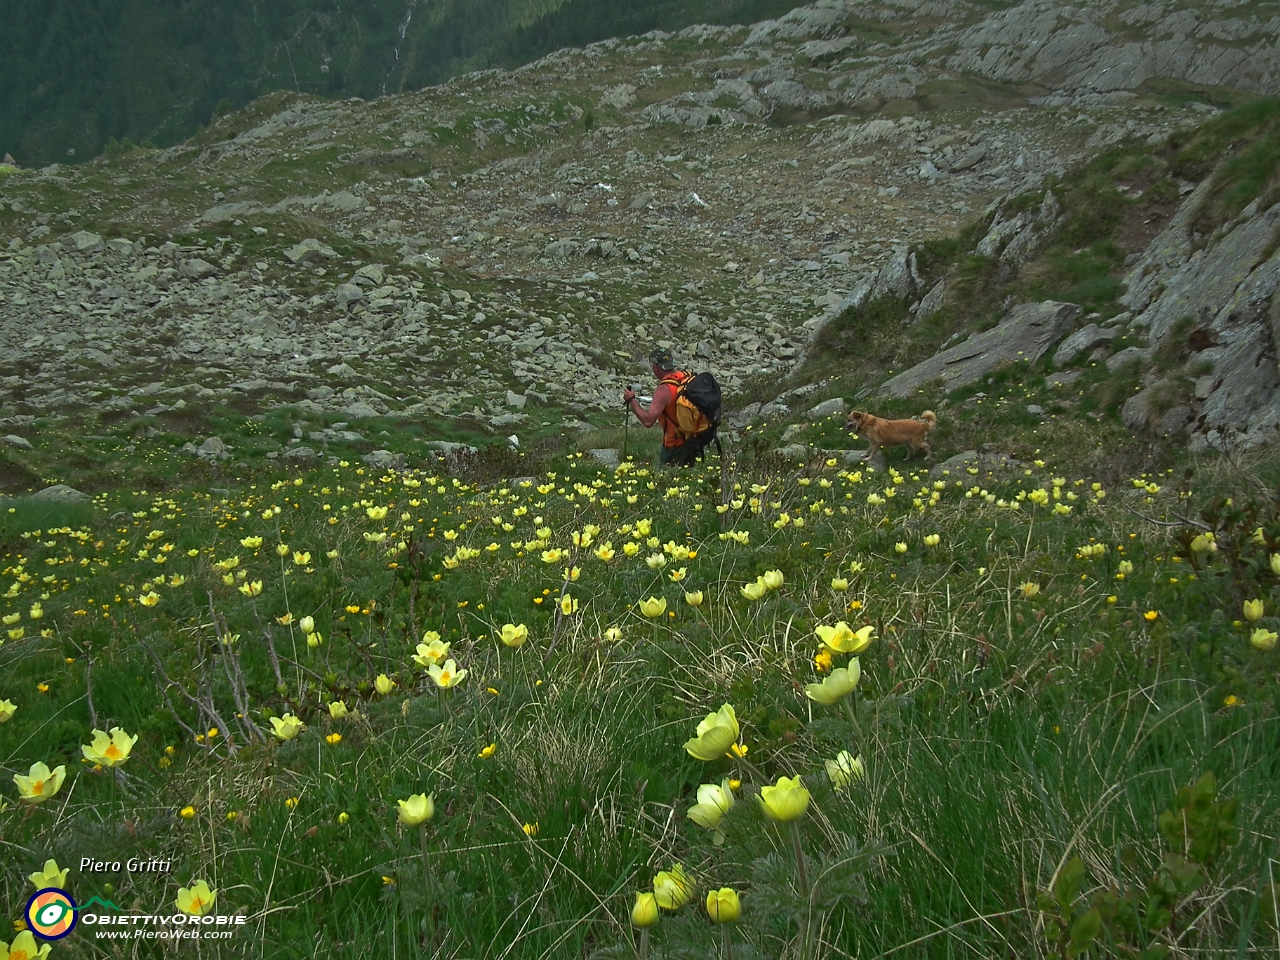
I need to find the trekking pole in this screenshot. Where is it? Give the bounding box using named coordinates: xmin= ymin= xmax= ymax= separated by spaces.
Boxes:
xmin=622 ymin=388 xmax=631 ymax=460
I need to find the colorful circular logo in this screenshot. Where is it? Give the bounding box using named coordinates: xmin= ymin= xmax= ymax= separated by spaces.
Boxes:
xmin=26 ymin=888 xmax=78 ymax=940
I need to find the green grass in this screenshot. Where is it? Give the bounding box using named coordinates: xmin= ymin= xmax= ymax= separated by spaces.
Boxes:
xmin=1 ymin=438 xmax=1278 ymax=957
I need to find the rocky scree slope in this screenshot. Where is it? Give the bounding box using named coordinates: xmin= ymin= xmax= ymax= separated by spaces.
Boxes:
xmin=0 ymin=0 xmax=1270 ymax=474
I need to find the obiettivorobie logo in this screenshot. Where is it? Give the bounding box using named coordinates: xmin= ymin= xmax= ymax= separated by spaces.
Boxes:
xmin=25 ymin=890 xmax=122 ymax=941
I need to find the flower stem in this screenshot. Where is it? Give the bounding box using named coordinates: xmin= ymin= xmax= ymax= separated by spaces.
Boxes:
xmin=842 ymin=690 xmax=864 ymax=749
xmin=791 ymin=820 xmax=812 ymax=960
xmin=419 ymin=824 xmax=431 ymax=887
xmin=638 ymin=926 xmax=650 ymax=960
xmin=721 ymin=923 xmax=734 ymax=960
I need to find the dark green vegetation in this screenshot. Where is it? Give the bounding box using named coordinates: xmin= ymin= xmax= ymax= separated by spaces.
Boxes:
xmin=0 ymin=0 xmax=809 ymax=166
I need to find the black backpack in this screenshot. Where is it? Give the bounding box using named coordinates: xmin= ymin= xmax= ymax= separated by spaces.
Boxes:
xmin=681 ymin=372 xmax=722 ymax=428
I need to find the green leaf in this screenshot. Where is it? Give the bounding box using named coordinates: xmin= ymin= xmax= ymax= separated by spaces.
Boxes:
xmin=1055 ymin=857 xmax=1087 ymax=911
xmin=1067 ymin=907 xmax=1101 ymax=956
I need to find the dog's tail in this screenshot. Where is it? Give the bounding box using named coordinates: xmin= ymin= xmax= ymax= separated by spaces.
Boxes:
xmin=919 ymin=410 xmax=937 ymax=429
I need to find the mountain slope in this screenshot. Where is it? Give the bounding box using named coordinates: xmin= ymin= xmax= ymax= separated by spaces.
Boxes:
xmin=0 ymin=0 xmax=808 ymax=167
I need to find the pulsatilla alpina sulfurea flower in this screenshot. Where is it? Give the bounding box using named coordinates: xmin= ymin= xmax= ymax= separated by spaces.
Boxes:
xmin=413 ymin=638 xmax=451 ymax=668
xmin=825 ymin=751 xmax=865 ymax=791
xmin=740 ymin=578 xmax=767 ymax=600
xmin=29 ymin=858 xmax=69 ymax=889
xmin=638 ymin=596 xmax=667 ymax=618
xmin=1 ymin=930 xmax=51 ymax=960
xmin=397 ymin=793 xmax=434 ymax=826
xmin=653 ymin=864 xmax=693 ymax=910
xmin=631 ymin=892 xmax=659 ymax=928
xmin=687 ymin=778 xmax=735 ymax=843
xmin=705 ymin=888 xmax=741 ymax=923
xmin=375 ymin=674 xmax=397 ymax=695
xmin=270 ymin=714 xmax=304 ymax=741
xmin=82 ymin=727 xmax=139 ymax=767
xmin=1243 ymin=599 xmax=1264 ymax=621
xmin=500 ymin=623 xmax=528 ymax=648
xmin=1251 ymin=628 xmax=1278 ymax=651
xmin=328 ymin=700 xmax=349 ymax=719
xmin=684 ymin=704 xmax=739 ymax=761
xmin=815 ymin=621 xmax=875 ymax=655
xmin=176 ymin=879 xmax=216 ymax=916
xmin=805 ymin=661 xmax=861 ymax=705
xmin=758 ymin=775 xmax=811 ymax=822
xmin=0 ymin=699 xmax=15 ymax=722
xmin=684 ymin=590 xmax=704 ymax=606
xmin=429 ymin=659 xmax=467 ymax=688
xmin=14 ymin=761 xmax=66 ymax=804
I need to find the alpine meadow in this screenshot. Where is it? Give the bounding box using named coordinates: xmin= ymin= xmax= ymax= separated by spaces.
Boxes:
xmin=1 ymin=2 xmax=1280 ymax=959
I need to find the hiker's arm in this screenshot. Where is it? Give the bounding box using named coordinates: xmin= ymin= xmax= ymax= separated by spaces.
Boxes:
xmin=626 ymin=387 xmax=667 ymax=428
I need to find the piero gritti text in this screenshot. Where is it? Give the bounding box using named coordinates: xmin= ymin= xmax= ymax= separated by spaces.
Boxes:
xmin=80 ymin=857 xmax=173 ymax=874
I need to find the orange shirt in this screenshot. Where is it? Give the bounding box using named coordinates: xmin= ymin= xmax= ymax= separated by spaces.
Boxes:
xmin=658 ymin=371 xmax=689 ymax=448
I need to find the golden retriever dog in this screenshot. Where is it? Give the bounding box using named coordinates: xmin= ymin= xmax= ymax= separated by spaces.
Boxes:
xmin=845 ymin=409 xmax=937 ymax=461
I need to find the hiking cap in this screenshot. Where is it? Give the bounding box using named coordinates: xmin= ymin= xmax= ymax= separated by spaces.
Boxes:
xmin=649 ymin=346 xmax=675 ymax=371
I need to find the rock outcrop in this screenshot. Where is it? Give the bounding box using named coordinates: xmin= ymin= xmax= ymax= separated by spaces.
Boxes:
xmin=879 ymin=301 xmax=1082 ymax=399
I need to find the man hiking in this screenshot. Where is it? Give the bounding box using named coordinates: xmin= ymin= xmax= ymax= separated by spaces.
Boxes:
xmin=623 ymin=347 xmax=707 ymax=467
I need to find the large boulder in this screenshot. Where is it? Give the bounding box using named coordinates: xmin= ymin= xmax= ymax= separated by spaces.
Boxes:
xmin=30 ymin=483 xmax=90 ymax=503
xmin=1052 ymin=323 xmax=1118 ymax=367
xmin=284 ymin=238 xmax=338 ymax=264
xmin=879 ymin=301 xmax=1082 ymax=399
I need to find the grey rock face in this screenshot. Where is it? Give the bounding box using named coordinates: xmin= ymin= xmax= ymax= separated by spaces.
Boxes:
xmin=1105 ymin=346 xmax=1151 ymax=373
xmin=2 ymin=434 xmax=33 ymax=449
xmin=879 ymin=301 xmax=1082 ymax=399
xmin=586 ymin=448 xmax=620 ymax=469
xmin=363 ymin=449 xmax=406 ymax=471
xmin=342 ymin=400 xmax=382 ymax=419
xmin=807 ymin=397 xmax=848 ymax=418
xmin=197 ymin=436 xmax=230 ymax=460
xmin=1053 ymin=324 xmax=1119 ymax=367
xmin=31 ymin=483 xmax=90 ymax=503
xmin=284 ymin=239 xmax=338 ymax=264
xmin=179 ymin=258 xmax=217 ymax=280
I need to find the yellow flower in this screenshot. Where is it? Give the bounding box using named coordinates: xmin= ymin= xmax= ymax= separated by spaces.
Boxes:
xmin=683 ymin=590 xmax=704 ymax=606
xmin=825 ymin=750 xmax=865 ymax=791
xmin=81 ymin=727 xmax=139 ymax=767
xmin=740 ymin=579 xmax=767 ymax=601
xmin=1189 ymin=532 xmax=1217 ymax=553
xmin=1117 ymin=560 xmax=1134 ymax=578
xmin=758 ymin=775 xmax=811 ymax=822
xmin=338 ymin=811 xmax=350 ymax=824
xmin=815 ymin=621 xmax=875 ymax=655
xmin=270 ymin=714 xmax=304 ymax=741
xmin=276 ymin=612 xmax=294 ymax=626
xmin=397 ymin=793 xmax=434 ymax=826
xmin=684 ymin=704 xmax=739 ymax=761
xmin=298 ymin=615 xmax=315 ymax=635
xmin=1243 ymin=599 xmax=1264 ymax=621
xmin=705 ymin=888 xmax=741 ymax=924
xmin=687 ymin=778 xmax=735 ymax=838
xmin=522 ymin=822 xmax=540 ymax=837
xmin=240 ymin=536 xmax=263 ymax=549
xmin=375 ymin=673 xmax=397 ymax=695
xmin=176 ymin=879 xmax=216 ymax=916
xmin=0 ymin=699 xmax=16 ymax=722
xmin=28 ymin=858 xmax=69 ymax=889
xmin=306 ymin=631 xmax=323 ymax=648
xmin=653 ymin=864 xmax=693 ymax=911
xmin=413 ymin=639 xmax=451 ymax=668
xmin=894 ymin=542 xmax=908 ymax=554
xmin=292 ymin=551 xmax=311 ymax=566
xmin=428 ymin=659 xmax=467 ymax=688
xmin=238 ymin=580 xmax=263 ymax=597
xmin=638 ymin=596 xmax=667 ymax=618
xmin=1224 ymin=694 xmax=1240 ymax=707
xmin=1020 ymin=582 xmax=1040 ymax=598
xmin=1 ymin=931 xmax=51 ymax=960
xmin=1 ymin=612 xmax=19 ymax=625
xmin=645 ymin=553 xmax=667 ymax=570
xmin=761 ymin=569 xmax=784 ymax=590
xmin=366 ymin=506 xmax=388 ymax=520
xmin=604 ymin=627 xmax=624 ymax=643
xmin=622 ymin=541 xmax=640 ymax=557
xmin=28 ymin=602 xmax=43 ymax=620
xmin=805 ymin=662 xmax=861 ymax=705
xmin=594 ymin=543 xmax=615 ymax=561
xmin=276 ymin=543 xmax=290 ymax=557
xmin=180 ymin=805 xmax=196 ymax=819
xmin=1250 ymin=628 xmax=1278 ymax=651
xmin=1144 ymin=610 xmax=1159 ymax=622
xmin=14 ymin=762 xmax=66 ymax=804
xmin=559 ymin=594 xmax=579 ymax=616
xmin=325 ymin=732 xmax=342 ymax=745
xmin=631 ymin=892 xmax=659 ymax=928
xmin=814 ymin=648 xmax=833 ymax=673
xmin=1271 ymin=553 xmax=1280 ymax=576
xmin=540 ymin=548 xmax=564 ymax=564
xmin=138 ymin=591 xmax=160 ymax=607
xmin=500 ymin=623 xmax=528 ymax=648
xmin=923 ymin=534 xmax=941 ymax=547
xmin=479 ymin=743 xmax=497 ymax=759
xmin=328 ymin=701 xmax=349 ymax=720
xmin=668 ymin=567 xmax=687 ymax=582
xmin=830 ymin=577 xmax=849 ymax=591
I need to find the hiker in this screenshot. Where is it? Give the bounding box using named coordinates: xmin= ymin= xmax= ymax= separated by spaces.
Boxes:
xmin=623 ymin=347 xmax=705 ymax=467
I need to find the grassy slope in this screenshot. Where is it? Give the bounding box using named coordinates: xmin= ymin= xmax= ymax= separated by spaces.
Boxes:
xmin=0 ymin=439 xmax=1277 ymax=957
